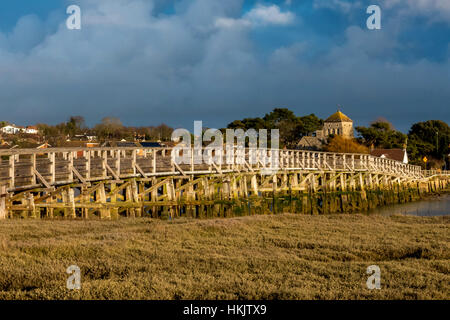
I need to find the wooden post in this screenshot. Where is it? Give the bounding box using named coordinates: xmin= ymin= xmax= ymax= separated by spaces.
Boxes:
xmin=340 ymin=173 xmax=346 ymax=191
xmin=330 ymin=173 xmax=336 ymax=191
xmin=359 ymin=173 xmax=365 ymax=191
xmin=132 ymin=150 xmax=137 ymax=176
xmin=68 ymin=152 xmax=74 ymax=182
xmin=188 ymin=177 xmax=195 ymax=217
xmin=48 ymin=152 xmax=55 ymax=185
xmin=31 ymin=153 xmax=37 ymax=185
xmin=62 ymin=188 xmax=76 ymax=218
xmin=125 ymin=184 xmax=135 ymax=218
xmin=110 ymin=183 xmax=118 ymax=219
xmin=242 ymin=175 xmax=248 ymax=198
xmin=302 ymin=152 xmax=305 ymax=169
xmin=161 ymin=183 xmax=169 ymax=219
xmin=46 ymin=193 xmax=54 ymax=218
xmin=0 ymin=185 xmax=7 ymax=219
xmin=85 ymin=150 xmax=91 ymax=181
xmin=102 ymin=151 xmax=107 ymax=178
xmin=231 ymin=177 xmax=238 ymax=199
xmin=67 ymin=188 xmax=76 ymax=218
xmin=197 ymin=179 xmax=205 ymax=218
xmin=116 ymin=150 xmax=121 ymax=178
xmin=272 ymin=175 xmax=277 ymax=214
xmin=28 ymin=193 xmax=37 ymax=218
xmin=151 ymin=177 xmax=158 ymax=218
xmin=174 ymin=179 xmax=181 ymax=217
xmin=131 ymin=179 xmax=141 ymax=217
xmin=98 ymin=184 xmax=110 ymax=219
xmin=81 ymin=186 xmax=89 ymax=219
xmin=311 ymin=174 xmax=316 ymax=192
xmin=169 ymin=179 xmax=175 ymax=219
xmin=251 ymin=175 xmax=258 ymax=195
xmin=9 ymin=155 xmax=15 ymax=189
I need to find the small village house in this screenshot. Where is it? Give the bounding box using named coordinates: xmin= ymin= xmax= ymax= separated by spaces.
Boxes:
xmin=0 ymin=125 xmax=21 ymax=134
xmin=25 ymin=126 xmax=39 ymax=134
xmin=370 ymin=148 xmax=408 ymax=164
xmin=1 ymin=124 xmax=39 ymax=135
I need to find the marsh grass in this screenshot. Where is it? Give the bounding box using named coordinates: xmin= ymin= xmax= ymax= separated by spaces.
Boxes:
xmin=0 ymin=214 xmax=448 ymax=299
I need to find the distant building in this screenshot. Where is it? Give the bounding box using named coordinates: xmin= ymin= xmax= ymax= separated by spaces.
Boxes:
xmin=162 ymin=141 xmax=182 ymax=148
xmin=1 ymin=124 xmax=39 ymax=135
xmin=370 ymin=148 xmax=408 ymax=164
xmin=72 ymin=134 xmax=98 ymax=142
xmin=317 ymin=110 xmax=354 ymax=139
xmin=297 ymin=110 xmax=354 ymax=150
xmin=102 ymin=141 xmax=165 ymax=148
xmin=296 ymin=136 xmax=323 ymax=150
xmin=1 ymin=125 xmax=21 ymax=134
xmin=140 ymin=142 xmax=163 ymax=148
xmin=102 ymin=141 xmax=142 ymax=148
xmin=60 ymin=141 xmax=100 ymax=148
xmin=25 ymin=126 xmax=39 ymax=134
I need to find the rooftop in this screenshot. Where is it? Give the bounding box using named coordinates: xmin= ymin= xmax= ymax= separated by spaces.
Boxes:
xmin=370 ymin=148 xmax=406 ymax=162
xmin=325 ymin=110 xmax=353 ymax=123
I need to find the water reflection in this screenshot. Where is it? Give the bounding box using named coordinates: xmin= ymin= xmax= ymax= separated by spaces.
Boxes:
xmin=367 ymin=194 xmax=450 ymax=216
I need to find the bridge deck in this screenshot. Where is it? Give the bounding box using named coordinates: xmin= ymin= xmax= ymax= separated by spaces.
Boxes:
xmin=0 ymin=147 xmax=449 ymax=219
xmin=0 ymin=147 xmax=435 ymax=192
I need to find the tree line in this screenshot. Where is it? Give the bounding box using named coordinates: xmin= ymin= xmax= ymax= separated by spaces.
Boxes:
xmin=7 ymin=109 xmax=448 ymax=169
xmin=37 ymin=116 xmax=174 ymax=146
xmin=227 ymin=108 xmax=323 ymax=149
xmin=356 ymin=118 xmax=449 ymax=168
xmin=227 ymin=108 xmax=449 ymax=169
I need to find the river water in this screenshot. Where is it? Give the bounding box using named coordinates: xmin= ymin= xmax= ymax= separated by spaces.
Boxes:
xmin=367 ymin=194 xmax=450 ymax=216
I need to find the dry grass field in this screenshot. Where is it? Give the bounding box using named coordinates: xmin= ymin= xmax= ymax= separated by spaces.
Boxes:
xmin=0 ymin=213 xmax=448 ymax=300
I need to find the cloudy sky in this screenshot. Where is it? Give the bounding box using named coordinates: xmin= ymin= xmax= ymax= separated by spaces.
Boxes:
xmin=0 ymin=0 xmax=448 ymax=132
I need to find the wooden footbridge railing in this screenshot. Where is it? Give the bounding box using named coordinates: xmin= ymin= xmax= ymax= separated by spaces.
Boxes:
xmin=0 ymin=147 xmax=425 ymax=190
xmin=0 ymin=147 xmax=447 ymax=219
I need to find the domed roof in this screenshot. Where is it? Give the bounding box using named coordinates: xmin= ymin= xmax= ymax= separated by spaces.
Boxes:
xmin=325 ymin=110 xmax=353 ymax=123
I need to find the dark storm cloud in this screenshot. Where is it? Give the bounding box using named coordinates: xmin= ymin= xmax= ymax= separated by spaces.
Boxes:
xmin=0 ymin=0 xmax=448 ymax=132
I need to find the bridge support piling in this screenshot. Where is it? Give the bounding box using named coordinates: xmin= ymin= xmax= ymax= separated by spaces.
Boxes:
xmin=1 ymin=147 xmax=449 ymax=220
xmin=0 ymin=185 xmax=7 ymax=219
xmin=110 ymin=183 xmax=119 ymax=219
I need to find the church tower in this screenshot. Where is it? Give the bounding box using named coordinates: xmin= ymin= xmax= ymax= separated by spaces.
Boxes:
xmin=322 ymin=110 xmax=353 ymax=138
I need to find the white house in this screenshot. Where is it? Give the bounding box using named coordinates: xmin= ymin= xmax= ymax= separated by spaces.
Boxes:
xmin=25 ymin=126 xmax=39 ymax=134
xmin=1 ymin=125 xmax=21 ymax=134
xmin=1 ymin=125 xmax=39 ymax=135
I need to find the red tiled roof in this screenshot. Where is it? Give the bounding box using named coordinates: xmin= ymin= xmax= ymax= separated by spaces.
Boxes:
xmin=370 ymin=149 xmax=406 ymax=162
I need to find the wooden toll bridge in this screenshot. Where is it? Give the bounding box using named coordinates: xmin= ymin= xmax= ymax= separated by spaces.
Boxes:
xmin=0 ymin=147 xmax=449 ymax=219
